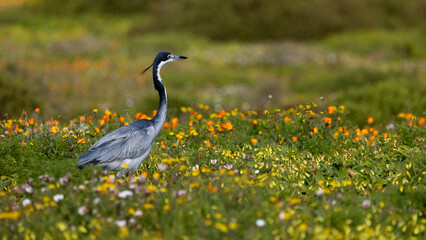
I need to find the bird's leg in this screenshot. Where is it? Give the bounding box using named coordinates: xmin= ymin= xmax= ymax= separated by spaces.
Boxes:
xmin=115 ymin=171 xmax=124 ymax=182
xmin=114 ymin=170 xmax=132 ymax=182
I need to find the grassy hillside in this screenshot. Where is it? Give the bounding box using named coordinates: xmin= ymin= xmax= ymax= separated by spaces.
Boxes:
xmin=0 ymin=10 xmax=425 ymax=125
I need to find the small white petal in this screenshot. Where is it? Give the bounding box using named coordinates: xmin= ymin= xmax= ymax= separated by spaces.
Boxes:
xmin=224 ymin=164 xmax=233 ymax=170
xmin=134 ymin=210 xmax=143 ymax=217
xmin=362 ymin=200 xmax=371 ymax=209
xmin=53 ymin=194 xmax=64 ymax=202
xmin=118 ymin=190 xmax=133 ymax=198
xmin=278 ymin=211 xmax=285 ymax=220
xmin=115 ymin=220 xmax=126 ymax=228
xmin=93 ymin=198 xmax=100 ymax=205
xmin=177 ymin=190 xmax=187 ymax=197
xmin=316 ymin=188 xmax=324 ymax=197
xmin=256 ymin=219 xmax=266 ymax=227
xmin=78 ymin=206 xmax=88 ymax=215
xmin=158 ymin=163 xmax=168 ymax=172
xmin=22 ymin=198 xmax=31 ymax=207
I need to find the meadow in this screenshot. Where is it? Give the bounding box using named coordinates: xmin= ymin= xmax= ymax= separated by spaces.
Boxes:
xmin=1 ymin=2 xmax=426 ymax=239
xmin=0 ymin=105 xmax=425 ymax=239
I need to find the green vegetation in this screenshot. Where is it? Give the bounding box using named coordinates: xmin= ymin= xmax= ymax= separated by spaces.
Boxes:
xmin=1 ymin=105 xmax=425 ymax=239
xmin=0 ymin=8 xmax=425 ymax=124
xmin=0 ymin=68 xmax=41 ymax=118
xmin=0 ymin=1 xmax=425 ymax=239
xmin=35 ymin=0 xmax=426 ymax=40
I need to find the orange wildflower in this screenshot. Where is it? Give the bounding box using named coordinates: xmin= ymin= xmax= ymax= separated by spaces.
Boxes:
xmin=79 ymin=116 xmax=85 ymax=122
xmin=252 ymin=120 xmax=258 ymax=125
xmin=77 ymin=138 xmax=86 ymax=144
xmin=28 ymin=118 xmax=35 ymax=125
xmin=250 ymin=139 xmax=258 ymax=145
xmin=196 ymin=114 xmax=202 ymax=120
xmin=292 ymin=136 xmax=298 ymax=142
xmin=419 ymin=117 xmax=425 ymax=127
xmin=104 ymin=109 xmax=112 ymax=116
xmin=205 ymin=140 xmax=211 ymax=148
xmin=284 ymin=116 xmax=292 ymax=122
xmin=35 ymin=108 xmax=40 ymax=113
xmin=218 ymin=110 xmax=226 ymax=118
xmin=160 ymin=141 xmax=166 ymax=149
xmin=50 ymin=126 xmax=58 ymax=133
xmin=152 ymin=110 xmax=157 ymax=116
xmin=119 ymin=116 xmax=125 ymax=122
xmin=163 ymin=122 xmax=170 ymax=130
xmin=135 ymin=112 xmax=143 ymax=119
xmin=240 ymin=113 xmax=245 ymax=119
xmin=206 ymin=120 xmax=214 ymax=126
xmin=222 ymin=122 xmax=233 ymax=131
xmin=324 ymin=117 xmax=332 ymax=125
xmin=327 ymin=106 xmax=336 ymax=115
xmin=368 ymin=117 xmax=374 ymax=124
xmin=95 ymin=127 xmax=100 ymax=133
xmin=171 ymin=117 xmax=178 ymax=129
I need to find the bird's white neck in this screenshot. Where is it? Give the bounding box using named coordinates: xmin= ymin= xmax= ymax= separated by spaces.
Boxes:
xmin=152 ymin=63 xmax=168 ymax=133
xmin=156 ymin=59 xmax=174 ymax=83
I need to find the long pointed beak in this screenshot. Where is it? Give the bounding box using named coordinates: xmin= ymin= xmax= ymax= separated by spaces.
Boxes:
xmin=170 ymin=54 xmax=188 ymax=60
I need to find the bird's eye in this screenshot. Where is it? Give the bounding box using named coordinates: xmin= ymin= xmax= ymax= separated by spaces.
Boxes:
xmin=167 ymin=55 xmax=171 ymax=59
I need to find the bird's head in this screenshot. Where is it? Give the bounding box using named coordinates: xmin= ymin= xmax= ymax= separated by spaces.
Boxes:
xmin=142 ymin=52 xmax=187 ymax=74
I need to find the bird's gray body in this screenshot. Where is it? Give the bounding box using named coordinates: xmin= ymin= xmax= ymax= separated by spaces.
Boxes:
xmin=78 ymin=120 xmax=157 ymax=172
xmin=77 ymin=52 xmax=186 ymax=178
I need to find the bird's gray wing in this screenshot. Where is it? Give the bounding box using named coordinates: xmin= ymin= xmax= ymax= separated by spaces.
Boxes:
xmin=78 ymin=120 xmax=155 ymax=167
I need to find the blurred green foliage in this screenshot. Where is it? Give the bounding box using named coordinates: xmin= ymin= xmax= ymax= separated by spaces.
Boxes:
xmin=0 ymin=64 xmax=41 ymax=119
xmin=338 ymin=77 xmax=426 ymax=125
xmin=33 ymin=0 xmax=152 ymax=15
xmin=34 ymin=0 xmax=426 ymax=40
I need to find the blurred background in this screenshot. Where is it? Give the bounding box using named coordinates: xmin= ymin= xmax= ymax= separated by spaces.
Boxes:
xmin=0 ymin=0 xmax=425 ymax=125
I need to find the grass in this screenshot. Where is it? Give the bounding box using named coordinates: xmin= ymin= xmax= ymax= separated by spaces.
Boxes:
xmin=0 ymin=104 xmax=425 ymax=239
xmin=0 ymin=6 xmax=425 ymax=239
